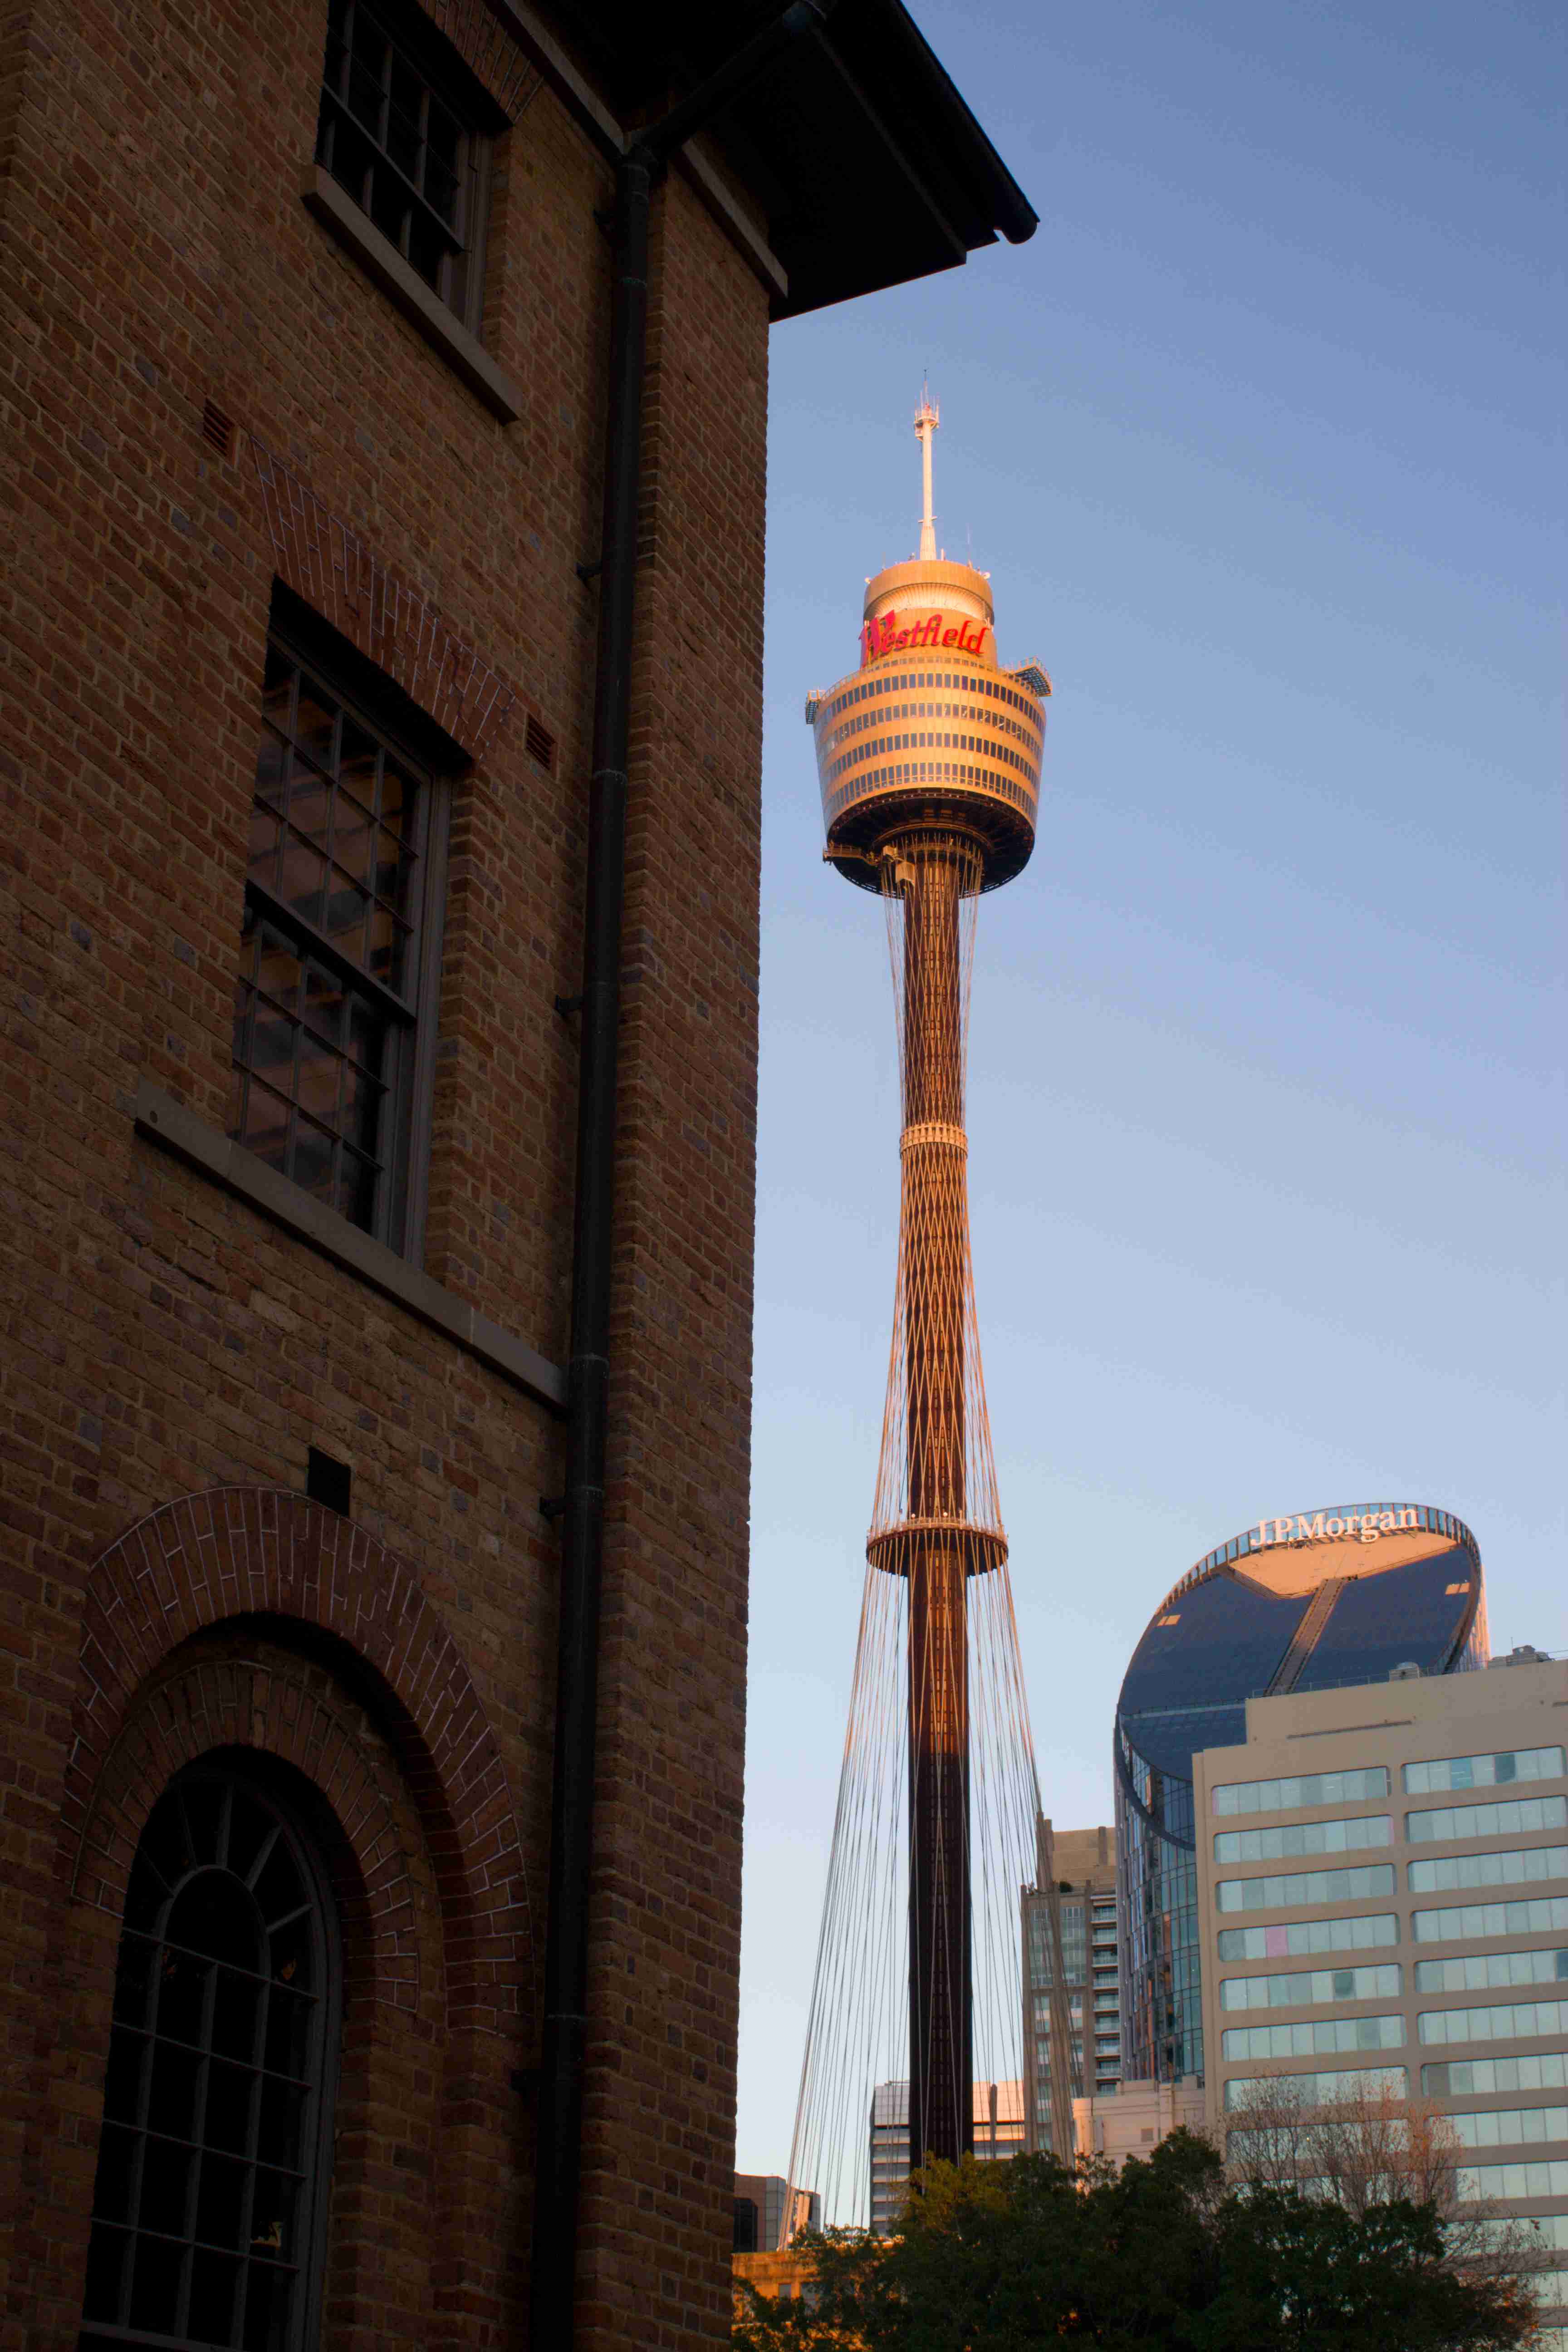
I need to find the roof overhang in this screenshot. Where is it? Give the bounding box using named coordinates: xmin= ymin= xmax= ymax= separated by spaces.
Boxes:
xmin=533 ymin=0 xmax=1039 ymax=319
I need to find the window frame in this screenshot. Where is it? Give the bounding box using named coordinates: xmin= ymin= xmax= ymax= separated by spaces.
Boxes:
xmin=314 ymin=0 xmax=504 ymax=339
xmin=232 ymin=606 xmax=454 ymax=1264
xmin=78 ymin=1758 xmax=343 ymax=2352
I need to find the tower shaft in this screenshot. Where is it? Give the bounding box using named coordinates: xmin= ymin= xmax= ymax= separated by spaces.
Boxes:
xmin=895 ymin=834 xmax=976 ymax=2173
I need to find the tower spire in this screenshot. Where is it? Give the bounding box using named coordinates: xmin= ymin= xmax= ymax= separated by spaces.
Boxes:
xmin=914 ymin=384 xmax=939 ymax=560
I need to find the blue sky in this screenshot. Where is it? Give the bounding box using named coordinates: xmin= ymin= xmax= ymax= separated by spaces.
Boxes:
xmin=737 ymin=0 xmax=1563 ymax=2171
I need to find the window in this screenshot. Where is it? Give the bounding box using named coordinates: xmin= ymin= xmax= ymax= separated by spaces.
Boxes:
xmin=1426 ymin=2053 xmax=1568 ymax=2097
xmin=1220 ymin=2014 xmax=1405 ymax=2062
xmin=231 ymin=619 xmax=452 ymax=1252
xmin=1405 ymin=1747 xmax=1565 ymax=1795
xmin=1216 ymin=1913 xmax=1400 ymax=1961
xmin=1419 ymin=1999 xmax=1568 ymax=2045
xmin=315 ymin=0 xmax=500 ymax=331
xmin=1457 ymin=2158 xmax=1568 ymax=2202
xmin=1415 ymin=1949 xmax=1568 ymax=1994
xmin=1214 ymin=1814 xmax=1392 ymax=1863
xmin=1219 ymin=1962 xmax=1401 ymax=2011
xmin=1222 ymin=2064 xmax=1406 ymax=2112
xmin=79 ymin=1763 xmax=339 ymax=2352
xmin=1412 ymin=1896 xmax=1568 ymax=1945
xmin=1212 ymin=1765 xmax=1389 ymax=1817
xmin=1409 ymin=1845 xmax=1568 ymax=1895
xmin=1406 ymin=1794 xmax=1568 ymax=1844
xmin=1215 ymin=1863 xmax=1395 ymax=1912
xmin=1450 ymin=2107 xmax=1568 ymax=2149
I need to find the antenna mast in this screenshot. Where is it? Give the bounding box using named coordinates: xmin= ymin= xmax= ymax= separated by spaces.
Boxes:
xmin=914 ymin=386 xmax=939 ymax=560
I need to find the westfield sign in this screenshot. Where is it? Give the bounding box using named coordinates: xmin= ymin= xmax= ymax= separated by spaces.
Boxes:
xmin=860 ymin=609 xmax=991 ymax=666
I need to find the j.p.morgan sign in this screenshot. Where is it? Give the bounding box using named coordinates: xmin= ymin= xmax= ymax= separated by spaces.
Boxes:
xmin=1255 ymin=1507 xmax=1422 ymax=1549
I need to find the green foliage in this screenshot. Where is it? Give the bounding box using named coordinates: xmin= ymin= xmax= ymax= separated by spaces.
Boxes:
xmin=733 ymin=2131 xmax=1539 ymax=2351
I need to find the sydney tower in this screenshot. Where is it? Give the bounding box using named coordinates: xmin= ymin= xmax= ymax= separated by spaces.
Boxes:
xmin=785 ymin=402 xmax=1057 ymax=2223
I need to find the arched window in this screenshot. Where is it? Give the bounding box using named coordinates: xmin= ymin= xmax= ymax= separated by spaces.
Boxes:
xmin=79 ymin=1759 xmax=340 ymax=2352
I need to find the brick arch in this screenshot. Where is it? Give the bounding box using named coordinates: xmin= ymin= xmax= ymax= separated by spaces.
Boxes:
xmin=71 ymin=1646 xmax=423 ymax=2011
xmin=64 ymin=1487 xmax=532 ymax=2032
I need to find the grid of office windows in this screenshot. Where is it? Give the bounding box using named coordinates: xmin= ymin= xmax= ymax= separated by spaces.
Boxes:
xmin=1218 ymin=1962 xmax=1400 ymax=2011
xmin=1212 ymin=1766 xmax=1389 ymax=1818
xmin=1475 ymin=2214 xmax=1568 ymax=2251
xmin=1220 ymin=2014 xmax=1404 ymax=2062
xmin=1223 ymin=2063 xmax=1406 ymax=2111
xmin=1459 ymin=2160 xmax=1568 ymax=2201
xmin=1425 ymin=2053 xmax=1568 ymax=2097
xmin=1215 ymin=1913 xmax=1400 ymax=1961
xmin=1415 ymin=1949 xmax=1568 ymax=1994
xmin=1450 ymin=2107 xmax=1568 ymax=2149
xmin=1406 ymin=1796 xmax=1568 ymax=1845
xmin=1420 ymin=1999 xmax=1568 ymax=2045
xmin=1413 ymin=1897 xmax=1568 ymax=1945
xmin=1214 ymin=1815 xmax=1391 ymax=1864
xmin=1215 ymin=1863 xmax=1395 ymax=1912
xmin=1409 ymin=1846 xmax=1568 ymax=1895
xmin=1405 ymin=1748 xmax=1565 ymax=1795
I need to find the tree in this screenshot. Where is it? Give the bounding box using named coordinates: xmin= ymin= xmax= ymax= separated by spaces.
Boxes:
xmin=1222 ymin=2072 xmax=1550 ymax=2297
xmin=731 ymin=2131 xmax=1540 ymax=2351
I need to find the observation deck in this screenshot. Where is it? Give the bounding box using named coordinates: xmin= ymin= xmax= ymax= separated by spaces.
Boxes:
xmin=806 ymin=553 xmax=1048 ymax=895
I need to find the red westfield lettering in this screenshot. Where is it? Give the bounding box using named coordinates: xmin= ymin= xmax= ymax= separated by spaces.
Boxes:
xmin=860 ymin=610 xmax=991 ymax=666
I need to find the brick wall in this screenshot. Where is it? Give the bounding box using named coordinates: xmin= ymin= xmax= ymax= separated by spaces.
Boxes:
xmin=0 ymin=0 xmax=768 ymax=2342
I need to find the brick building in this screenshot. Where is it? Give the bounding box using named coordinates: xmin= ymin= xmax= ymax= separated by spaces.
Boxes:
xmin=0 ymin=1 xmax=1033 ymax=2346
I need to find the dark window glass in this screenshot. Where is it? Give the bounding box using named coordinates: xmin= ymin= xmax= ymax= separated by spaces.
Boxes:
xmin=230 ymin=633 xmax=447 ymax=1250
xmin=315 ymin=0 xmax=495 ymax=329
xmin=79 ymin=1766 xmax=338 ymax=2352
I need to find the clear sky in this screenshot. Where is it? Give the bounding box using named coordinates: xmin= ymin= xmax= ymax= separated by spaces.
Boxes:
xmin=737 ymin=0 xmax=1563 ymax=2174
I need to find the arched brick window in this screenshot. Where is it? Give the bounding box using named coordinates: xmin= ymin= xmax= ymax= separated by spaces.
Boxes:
xmin=79 ymin=1759 xmax=340 ymax=2352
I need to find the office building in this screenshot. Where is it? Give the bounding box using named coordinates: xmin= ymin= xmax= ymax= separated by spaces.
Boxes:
xmin=0 ymin=0 xmax=1035 ymax=2342
xmin=869 ymin=2079 xmax=1025 ymax=2234
xmin=732 ymin=2176 xmax=818 ymax=2255
xmin=1115 ymin=1502 xmax=1486 ymax=2086
xmin=1195 ymin=1653 xmax=1568 ymax=2335
xmin=1022 ymin=1821 xmax=1121 ymax=2154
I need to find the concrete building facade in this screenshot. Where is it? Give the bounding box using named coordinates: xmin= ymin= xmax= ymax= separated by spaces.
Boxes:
xmin=1022 ymin=1820 xmax=1121 ymax=2154
xmin=1115 ymin=1502 xmax=1487 ymax=2086
xmin=0 ymin=2 xmax=1034 ymax=2346
xmin=1194 ymin=1655 xmax=1568 ymax=2337
xmin=867 ymin=2078 xmax=1025 ymax=2234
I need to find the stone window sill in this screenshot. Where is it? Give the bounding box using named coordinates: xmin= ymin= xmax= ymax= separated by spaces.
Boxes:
xmin=134 ymin=1082 xmax=565 ymax=1413
xmin=300 ymin=166 xmax=521 ymax=425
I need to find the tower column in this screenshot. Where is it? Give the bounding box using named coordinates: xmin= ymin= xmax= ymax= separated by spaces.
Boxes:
xmin=897 ymin=835 xmax=975 ymax=2173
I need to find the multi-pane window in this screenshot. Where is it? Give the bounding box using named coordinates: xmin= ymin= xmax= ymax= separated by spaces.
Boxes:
xmin=1222 ymin=2063 xmax=1406 ymax=2112
xmin=79 ymin=1766 xmax=338 ymax=2352
xmin=1415 ymin=1949 xmax=1568 ymax=1994
xmin=231 ymin=630 xmax=448 ymax=1249
xmin=1219 ymin=1962 xmax=1402 ymax=2011
xmin=1412 ymin=1896 xmax=1568 ymax=1945
xmin=1450 ymin=2107 xmax=1568 ymax=2149
xmin=316 ymin=0 xmax=498 ymax=329
xmin=1407 ymin=1794 xmax=1568 ymax=1845
xmin=1426 ymin=2052 xmax=1568 ymax=2097
xmin=1214 ymin=1815 xmax=1392 ymax=1863
xmin=1220 ymin=2014 xmax=1405 ymax=2062
xmin=1405 ymin=1747 xmax=1565 ymax=1795
xmin=1215 ymin=1863 xmax=1395 ymax=1912
xmin=1216 ymin=1913 xmax=1400 ymax=1962
xmin=1457 ymin=2158 xmax=1568 ymax=2202
xmin=1409 ymin=1845 xmax=1568 ymax=1895
xmin=1420 ymin=1999 xmax=1568 ymax=2045
xmin=1212 ymin=1765 xmax=1390 ymax=1818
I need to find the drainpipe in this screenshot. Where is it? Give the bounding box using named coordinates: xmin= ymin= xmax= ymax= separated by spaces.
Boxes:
xmin=531 ymin=10 xmax=828 ymax=2345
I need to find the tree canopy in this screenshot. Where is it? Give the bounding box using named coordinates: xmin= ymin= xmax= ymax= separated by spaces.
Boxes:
xmin=732 ymin=2132 xmax=1540 ymax=2352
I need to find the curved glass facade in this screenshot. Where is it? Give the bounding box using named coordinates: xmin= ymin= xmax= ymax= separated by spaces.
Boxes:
xmin=1114 ymin=1502 xmax=1485 ymax=2083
